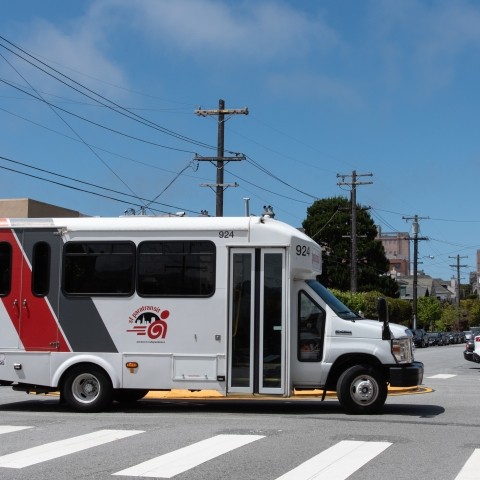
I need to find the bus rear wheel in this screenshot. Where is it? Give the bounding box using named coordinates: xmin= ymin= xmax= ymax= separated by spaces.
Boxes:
xmin=336 ymin=364 xmax=387 ymax=415
xmin=62 ymin=365 xmax=113 ymax=412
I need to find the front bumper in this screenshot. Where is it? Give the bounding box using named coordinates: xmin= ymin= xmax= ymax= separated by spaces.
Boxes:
xmin=388 ymin=361 xmax=424 ymax=387
xmin=464 ymin=350 xmax=474 ymax=362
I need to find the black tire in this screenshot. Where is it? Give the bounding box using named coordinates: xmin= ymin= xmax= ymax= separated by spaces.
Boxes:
xmin=62 ymin=365 xmax=113 ymax=412
xmin=114 ymin=389 xmax=149 ymax=403
xmin=336 ymin=364 xmax=388 ymax=415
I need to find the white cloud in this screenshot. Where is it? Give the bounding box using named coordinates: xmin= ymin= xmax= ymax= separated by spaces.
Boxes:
xmin=98 ymin=0 xmax=341 ymax=62
xmin=368 ymin=0 xmax=480 ymax=90
xmin=266 ymin=71 xmax=364 ymax=108
xmin=4 ymin=14 xmax=128 ymax=97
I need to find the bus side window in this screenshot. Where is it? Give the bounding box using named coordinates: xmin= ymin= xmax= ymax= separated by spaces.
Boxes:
xmin=63 ymin=241 xmax=135 ymax=296
xmin=137 ymin=240 xmax=215 ymax=297
xmin=32 ymin=242 xmax=51 ymax=297
xmin=0 ymin=242 xmax=12 ymax=296
xmin=298 ymin=291 xmax=325 ymax=362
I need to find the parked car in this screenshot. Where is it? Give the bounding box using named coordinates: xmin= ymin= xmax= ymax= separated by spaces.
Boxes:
xmin=431 ymin=332 xmax=447 ymax=346
xmin=439 ymin=332 xmax=448 ymax=345
xmin=413 ymin=328 xmax=429 ymax=348
xmin=464 ymin=336 xmax=475 ymax=361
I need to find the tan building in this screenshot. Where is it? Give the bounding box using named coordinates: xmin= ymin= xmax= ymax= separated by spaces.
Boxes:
xmin=376 ymin=227 xmax=410 ymax=276
xmin=0 ymin=198 xmax=85 ymax=218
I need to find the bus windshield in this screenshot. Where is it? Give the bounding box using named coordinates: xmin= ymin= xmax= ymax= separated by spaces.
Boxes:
xmin=305 ymin=279 xmax=361 ymax=320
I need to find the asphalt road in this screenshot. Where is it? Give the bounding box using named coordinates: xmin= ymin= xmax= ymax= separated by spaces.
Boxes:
xmin=0 ymin=343 xmax=477 ymax=480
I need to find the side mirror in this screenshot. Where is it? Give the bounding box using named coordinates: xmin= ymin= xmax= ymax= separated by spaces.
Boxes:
xmin=377 ymin=297 xmax=391 ymax=340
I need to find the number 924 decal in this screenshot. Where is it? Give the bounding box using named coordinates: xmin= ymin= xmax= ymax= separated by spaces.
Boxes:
xmin=296 ymin=245 xmax=310 ymax=256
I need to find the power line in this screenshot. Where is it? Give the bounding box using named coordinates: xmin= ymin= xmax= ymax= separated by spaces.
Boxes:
xmin=0 ymin=155 xmax=202 ymax=215
xmin=0 ymin=35 xmax=217 ymax=152
xmin=0 ymin=77 xmax=199 ymax=155
xmin=0 ymin=51 xmax=148 ymax=210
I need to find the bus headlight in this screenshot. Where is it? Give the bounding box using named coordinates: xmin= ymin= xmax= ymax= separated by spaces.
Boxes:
xmin=391 ymin=338 xmax=414 ymax=363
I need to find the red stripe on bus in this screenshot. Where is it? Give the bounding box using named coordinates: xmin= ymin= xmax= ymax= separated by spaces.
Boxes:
xmin=0 ymin=229 xmax=70 ymax=352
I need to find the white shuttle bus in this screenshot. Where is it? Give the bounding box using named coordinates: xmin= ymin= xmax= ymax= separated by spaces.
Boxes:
xmin=0 ymin=215 xmax=423 ymax=414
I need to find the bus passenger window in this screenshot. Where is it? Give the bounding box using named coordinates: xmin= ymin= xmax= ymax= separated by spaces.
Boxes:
xmin=63 ymin=242 xmax=135 ymax=296
xmin=32 ymin=242 xmax=51 ymax=297
xmin=0 ymin=242 xmax=12 ymax=296
xmin=298 ymin=291 xmax=325 ymax=362
xmin=137 ymin=240 xmax=215 ymax=297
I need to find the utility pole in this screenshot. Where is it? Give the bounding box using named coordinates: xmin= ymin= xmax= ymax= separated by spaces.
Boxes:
xmin=337 ymin=170 xmax=373 ymax=292
xmin=403 ymin=215 xmax=429 ymax=330
xmin=449 ymin=254 xmax=468 ymax=308
xmin=195 ymin=99 xmax=248 ymax=216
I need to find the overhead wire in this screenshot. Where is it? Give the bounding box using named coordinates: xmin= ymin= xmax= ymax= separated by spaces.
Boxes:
xmin=1 ymin=35 xmax=323 ymax=214
xmin=0 ymin=35 xmax=218 ymax=153
xmin=0 ymin=51 xmax=148 ymax=209
xmin=0 ymin=77 xmax=199 ymax=155
xmin=0 ymin=155 xmax=202 ymax=215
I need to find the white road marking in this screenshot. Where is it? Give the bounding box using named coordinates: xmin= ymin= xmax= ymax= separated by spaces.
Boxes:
xmin=0 ymin=429 xmax=144 ymax=468
xmin=113 ymin=434 xmax=264 ymax=478
xmin=426 ymin=374 xmax=457 ymax=379
xmin=455 ymin=449 xmax=480 ymax=479
xmin=0 ymin=426 xmax=32 ymax=435
xmin=274 ymin=440 xmax=392 ymax=480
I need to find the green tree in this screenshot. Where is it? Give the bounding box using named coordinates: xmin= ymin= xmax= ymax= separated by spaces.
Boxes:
xmin=302 ymin=196 xmax=398 ymax=296
xmin=438 ymin=304 xmax=458 ymax=331
xmin=464 ymin=299 xmax=480 ymax=327
xmin=417 ymin=296 xmax=442 ymax=331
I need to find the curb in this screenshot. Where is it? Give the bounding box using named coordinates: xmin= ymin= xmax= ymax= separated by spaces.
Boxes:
xmin=145 ymin=385 xmax=432 ymax=400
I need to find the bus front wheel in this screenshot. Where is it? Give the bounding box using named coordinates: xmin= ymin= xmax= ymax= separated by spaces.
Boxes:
xmin=336 ymin=364 xmax=387 ymax=415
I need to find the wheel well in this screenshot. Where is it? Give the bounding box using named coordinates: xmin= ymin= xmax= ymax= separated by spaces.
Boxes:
xmin=59 ymin=362 xmax=112 ymax=390
xmin=325 ymin=354 xmax=384 ymax=391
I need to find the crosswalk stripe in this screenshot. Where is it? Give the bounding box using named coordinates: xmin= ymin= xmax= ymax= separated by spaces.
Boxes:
xmin=0 ymin=429 xmax=144 ymax=469
xmin=454 ymin=449 xmax=480 ymax=479
xmin=113 ymin=434 xmax=264 ymax=478
xmin=0 ymin=426 xmax=32 ymax=435
xmin=274 ymin=440 xmax=392 ymax=480
xmin=427 ymin=374 xmax=457 ymax=379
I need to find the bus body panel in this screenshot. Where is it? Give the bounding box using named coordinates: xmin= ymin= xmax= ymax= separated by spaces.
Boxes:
xmin=0 ymin=216 xmax=422 ymax=413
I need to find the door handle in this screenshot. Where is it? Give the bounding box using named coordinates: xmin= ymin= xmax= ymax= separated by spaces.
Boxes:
xmin=12 ymin=299 xmax=20 ymax=317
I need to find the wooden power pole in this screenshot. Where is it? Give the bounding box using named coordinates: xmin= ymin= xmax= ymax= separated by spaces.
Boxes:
xmin=195 ymin=99 xmax=248 ymax=216
xmin=337 ymin=170 xmax=373 ymax=292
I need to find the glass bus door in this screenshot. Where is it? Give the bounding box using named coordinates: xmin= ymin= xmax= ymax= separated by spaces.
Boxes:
xmin=228 ymin=248 xmax=286 ymax=395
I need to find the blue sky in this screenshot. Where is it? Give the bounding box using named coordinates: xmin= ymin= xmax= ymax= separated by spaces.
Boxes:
xmin=1 ymin=0 xmax=479 ymax=282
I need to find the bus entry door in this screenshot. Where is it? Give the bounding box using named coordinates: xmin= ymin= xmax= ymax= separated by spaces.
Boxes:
xmin=228 ymin=248 xmax=287 ymax=395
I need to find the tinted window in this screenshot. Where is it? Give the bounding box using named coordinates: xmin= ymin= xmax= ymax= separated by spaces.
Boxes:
xmin=32 ymin=242 xmax=50 ymax=296
xmin=137 ymin=241 xmax=215 ymax=297
xmin=63 ymin=242 xmax=135 ymax=295
xmin=0 ymin=242 xmax=12 ymax=296
xmin=298 ymin=291 xmax=325 ymax=362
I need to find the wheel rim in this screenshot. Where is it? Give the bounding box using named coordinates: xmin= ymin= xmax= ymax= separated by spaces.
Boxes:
xmin=350 ymin=374 xmax=379 ymax=406
xmin=71 ymin=373 xmax=101 ymax=404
